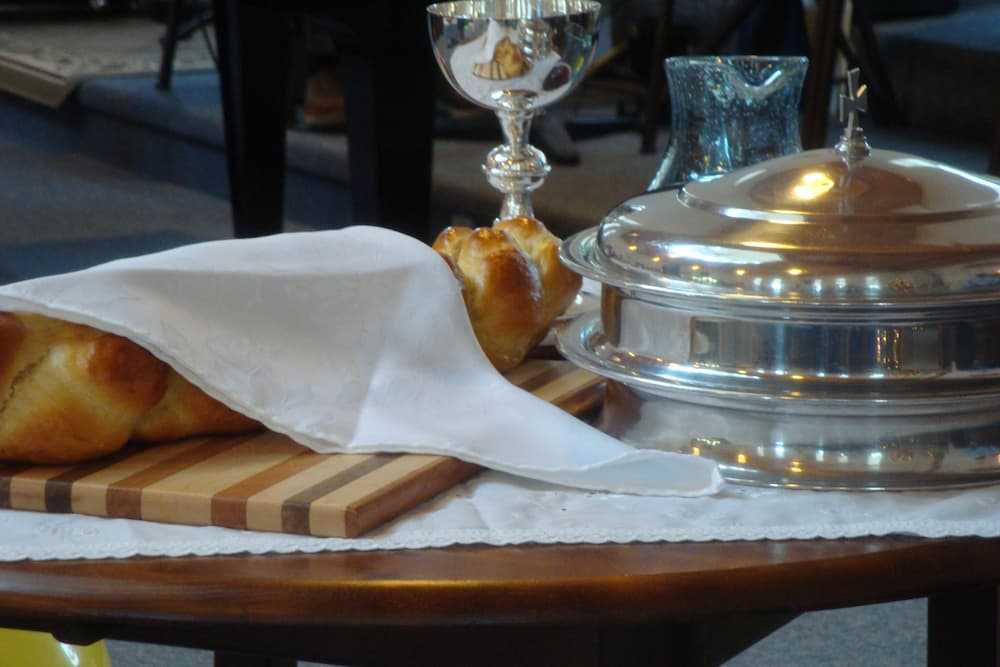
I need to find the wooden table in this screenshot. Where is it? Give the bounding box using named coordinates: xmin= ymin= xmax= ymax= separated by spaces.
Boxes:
xmin=0 ymin=536 xmax=997 ymax=666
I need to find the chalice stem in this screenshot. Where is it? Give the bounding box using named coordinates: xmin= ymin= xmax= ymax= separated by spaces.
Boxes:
xmin=486 ymin=108 xmax=551 ymax=222
xmin=498 ymin=109 xmax=535 ymax=220
xmin=500 ymin=191 xmax=534 ymax=221
xmin=498 ymin=108 xmax=532 ymax=157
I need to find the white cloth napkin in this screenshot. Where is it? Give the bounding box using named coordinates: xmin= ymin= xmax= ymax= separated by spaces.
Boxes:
xmin=0 ymin=227 xmax=721 ymax=496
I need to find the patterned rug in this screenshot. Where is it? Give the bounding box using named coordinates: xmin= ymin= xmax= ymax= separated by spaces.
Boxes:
xmin=0 ymin=16 xmax=215 ymax=107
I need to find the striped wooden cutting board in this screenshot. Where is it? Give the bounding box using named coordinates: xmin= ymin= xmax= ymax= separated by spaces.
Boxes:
xmin=0 ymin=361 xmax=602 ymax=538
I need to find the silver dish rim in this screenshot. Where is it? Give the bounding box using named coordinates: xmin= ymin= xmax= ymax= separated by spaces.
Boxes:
xmin=556 ymin=312 xmax=1000 ymax=416
xmin=560 ymin=228 xmax=1000 ymax=313
xmin=715 ymin=464 xmax=1000 ymax=491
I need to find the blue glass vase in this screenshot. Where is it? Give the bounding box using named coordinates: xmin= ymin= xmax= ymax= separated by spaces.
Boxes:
xmin=648 ymin=55 xmax=808 ymax=190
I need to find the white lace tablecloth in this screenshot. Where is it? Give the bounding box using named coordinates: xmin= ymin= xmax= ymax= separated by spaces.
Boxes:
xmin=6 ymin=470 xmax=1000 ymax=561
xmin=0 ymin=229 xmax=997 ymax=561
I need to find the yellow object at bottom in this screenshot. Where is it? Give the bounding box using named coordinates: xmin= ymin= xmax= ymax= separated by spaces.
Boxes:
xmin=0 ymin=628 xmax=111 ymax=667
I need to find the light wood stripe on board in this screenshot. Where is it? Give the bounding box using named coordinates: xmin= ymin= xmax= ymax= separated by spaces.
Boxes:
xmin=211 ymin=447 xmax=324 ymax=530
xmin=532 ymin=367 xmax=602 ymax=404
xmin=242 ymin=454 xmax=379 ymax=533
xmin=140 ymin=434 xmax=305 ymax=526
xmin=44 ymin=446 xmax=146 ymax=514
xmin=343 ymin=456 xmax=479 ymax=537
xmin=281 ymin=454 xmax=398 ymax=535
xmin=309 ymin=454 xmax=476 ymax=537
xmin=519 ymin=365 xmax=575 ymax=395
xmin=503 ymin=360 xmax=557 ymax=387
xmin=106 ymin=434 xmax=256 ymax=519
xmin=9 ymin=465 xmax=75 ymax=512
xmin=67 ymin=438 xmax=212 ymax=517
xmin=0 ymin=464 xmax=33 ymax=510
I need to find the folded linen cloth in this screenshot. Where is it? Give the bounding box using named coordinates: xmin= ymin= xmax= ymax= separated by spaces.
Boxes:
xmin=0 ymin=227 xmax=721 ymax=496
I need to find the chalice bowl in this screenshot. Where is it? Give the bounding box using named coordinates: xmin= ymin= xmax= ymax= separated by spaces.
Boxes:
xmin=427 ymin=0 xmax=601 ymax=221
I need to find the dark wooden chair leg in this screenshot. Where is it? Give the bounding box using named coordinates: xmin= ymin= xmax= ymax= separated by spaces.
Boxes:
xmin=989 ymin=117 xmax=1000 ymax=177
xmin=928 ymin=586 xmax=1000 ymax=667
xmin=849 ymin=3 xmax=900 ymax=125
xmin=213 ymin=0 xmax=291 ymax=238
xmin=337 ymin=0 xmax=434 ymax=240
xmin=801 ymin=0 xmax=845 ymax=149
xmin=214 ymin=652 xmax=296 ymax=667
xmin=157 ymin=0 xmax=184 ymax=91
xmin=639 ymin=0 xmax=674 ymax=155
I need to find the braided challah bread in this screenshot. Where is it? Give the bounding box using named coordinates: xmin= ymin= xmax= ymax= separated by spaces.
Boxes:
xmin=0 ymin=312 xmax=259 ymax=464
xmin=0 ymin=221 xmax=577 ymax=463
xmin=433 ymin=217 xmax=581 ymax=371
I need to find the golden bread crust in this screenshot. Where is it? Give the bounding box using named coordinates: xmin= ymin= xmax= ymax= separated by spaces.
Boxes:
xmin=0 ymin=335 xmax=167 ymax=464
xmin=134 ymin=371 xmax=259 ymax=442
xmin=454 ymin=228 xmax=545 ymax=371
xmin=0 ymin=313 xmax=26 ymax=394
xmin=433 ymin=226 xmax=474 ymax=261
xmin=0 ymin=313 xmax=260 ymax=464
xmin=494 ymin=217 xmax=582 ymax=324
xmin=432 ymin=218 xmax=580 ymax=371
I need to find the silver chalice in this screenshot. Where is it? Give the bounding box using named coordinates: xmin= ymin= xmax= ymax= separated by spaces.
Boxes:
xmin=427 ymin=0 xmax=601 ymax=221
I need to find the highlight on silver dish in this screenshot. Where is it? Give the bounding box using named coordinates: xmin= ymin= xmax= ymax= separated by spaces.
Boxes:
xmin=558 ymin=68 xmax=1000 ymax=490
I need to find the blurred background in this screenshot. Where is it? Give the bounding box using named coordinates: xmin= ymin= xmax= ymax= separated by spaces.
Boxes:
xmin=0 ymin=0 xmax=994 ymax=663
xmin=0 ymin=0 xmax=994 ymax=273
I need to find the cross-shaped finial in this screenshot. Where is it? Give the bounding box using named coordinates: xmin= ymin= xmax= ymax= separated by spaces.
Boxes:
xmin=838 ymin=68 xmax=868 ymax=132
xmin=835 ymin=68 xmax=870 ymax=163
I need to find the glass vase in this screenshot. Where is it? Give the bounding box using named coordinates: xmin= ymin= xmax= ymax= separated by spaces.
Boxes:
xmin=648 ymin=55 xmax=808 ymax=190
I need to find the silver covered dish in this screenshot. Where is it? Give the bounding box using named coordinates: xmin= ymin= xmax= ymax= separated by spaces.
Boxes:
xmin=557 ymin=109 xmax=1000 ymax=489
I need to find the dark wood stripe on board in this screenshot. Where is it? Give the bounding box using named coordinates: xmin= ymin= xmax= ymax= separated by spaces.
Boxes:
xmin=281 ymin=454 xmax=398 ymax=535
xmin=106 ymin=435 xmax=253 ymax=519
xmin=0 ymin=464 xmax=34 ymax=510
xmin=552 ymin=376 xmax=604 ymax=416
xmin=211 ymin=450 xmax=327 ymax=530
xmin=43 ymin=447 xmax=142 ymax=513
xmin=518 ymin=364 xmax=572 ymax=394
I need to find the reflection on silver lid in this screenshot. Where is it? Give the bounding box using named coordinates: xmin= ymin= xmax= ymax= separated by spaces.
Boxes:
xmin=564 ymin=146 xmax=1000 ymax=307
xmin=557 ymin=134 xmax=1000 ymax=491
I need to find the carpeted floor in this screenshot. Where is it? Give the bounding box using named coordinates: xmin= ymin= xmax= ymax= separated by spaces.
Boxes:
xmin=99 ymin=599 xmax=926 ymax=666
xmin=0 ymin=138 xmax=312 ymax=283
xmin=0 ymin=141 xmax=231 ymax=245
xmin=62 ymin=69 xmax=993 ymax=240
xmin=0 ymin=230 xmax=197 ymax=283
xmin=0 ymin=16 xmax=214 ymax=107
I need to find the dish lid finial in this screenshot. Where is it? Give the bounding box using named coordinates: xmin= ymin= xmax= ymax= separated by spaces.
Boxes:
xmin=834 ymin=68 xmax=870 ymax=164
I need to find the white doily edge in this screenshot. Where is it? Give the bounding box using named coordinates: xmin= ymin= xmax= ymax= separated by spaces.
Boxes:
xmin=7 ymin=519 xmax=1000 ymax=562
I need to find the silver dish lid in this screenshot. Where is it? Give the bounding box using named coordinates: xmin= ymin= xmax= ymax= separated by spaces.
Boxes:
xmin=557 ymin=72 xmax=1000 ymax=491
xmin=563 ymin=146 xmax=1000 ymax=309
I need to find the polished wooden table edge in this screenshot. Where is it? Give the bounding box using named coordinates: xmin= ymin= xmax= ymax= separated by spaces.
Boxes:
xmin=0 ymin=537 xmax=998 ymax=628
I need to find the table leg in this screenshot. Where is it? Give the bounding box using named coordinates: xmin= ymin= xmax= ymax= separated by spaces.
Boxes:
xmin=928 ymin=586 xmax=1000 ymax=667
xmin=213 ymin=0 xmax=291 ymax=238
xmin=157 ymin=0 xmax=184 ymax=91
xmin=610 ymin=613 xmax=795 ymax=667
xmin=214 ymin=651 xmax=296 ymax=667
